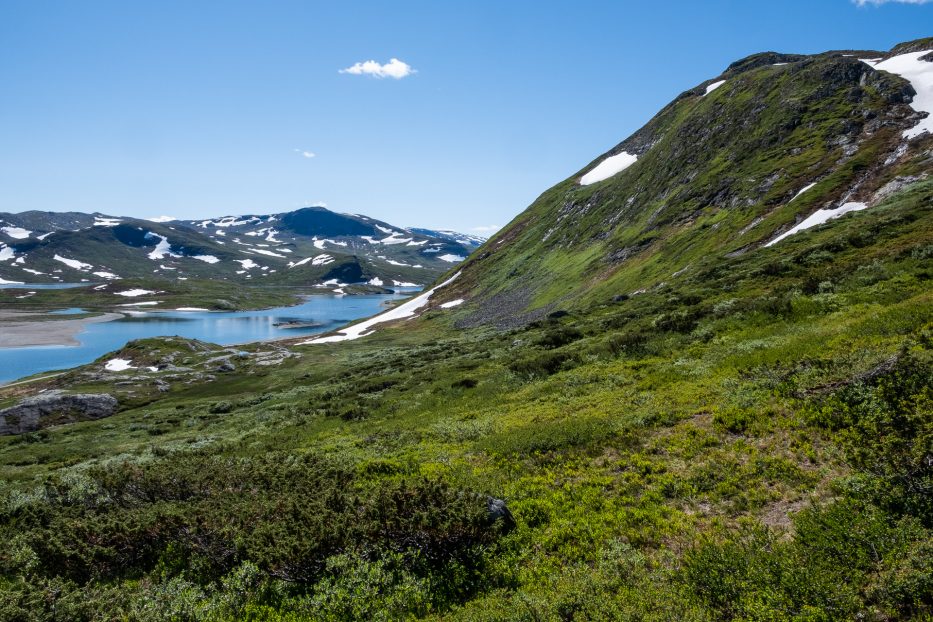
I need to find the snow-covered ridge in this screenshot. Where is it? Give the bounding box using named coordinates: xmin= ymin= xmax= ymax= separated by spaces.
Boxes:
xmin=862 ymin=52 xmax=933 ymax=139
xmin=580 ymin=151 xmax=639 ymax=185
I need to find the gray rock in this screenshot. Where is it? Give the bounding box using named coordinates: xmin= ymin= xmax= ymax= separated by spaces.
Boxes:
xmin=0 ymin=391 xmax=118 ymax=435
xmin=216 ymin=360 xmax=236 ymax=373
xmin=486 ymin=497 xmax=516 ymax=531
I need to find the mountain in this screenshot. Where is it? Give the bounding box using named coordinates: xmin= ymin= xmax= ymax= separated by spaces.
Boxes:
xmin=438 ymin=39 xmax=933 ymax=326
xmin=0 ymin=206 xmax=478 ymax=287
xmin=0 ymin=39 xmax=931 ymax=620
xmin=408 ymin=228 xmax=487 ymax=248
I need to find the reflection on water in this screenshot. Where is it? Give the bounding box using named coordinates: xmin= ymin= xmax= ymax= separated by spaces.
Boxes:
xmin=0 ymin=291 xmax=418 ymax=384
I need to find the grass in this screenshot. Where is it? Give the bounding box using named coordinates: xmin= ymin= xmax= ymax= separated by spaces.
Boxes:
xmin=0 ymin=181 xmax=929 ymax=619
xmin=0 ymin=50 xmax=931 ymax=620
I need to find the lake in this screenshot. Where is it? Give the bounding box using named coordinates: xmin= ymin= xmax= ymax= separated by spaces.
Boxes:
xmin=0 ymin=283 xmax=90 ymax=289
xmin=0 ymin=291 xmax=418 ymax=384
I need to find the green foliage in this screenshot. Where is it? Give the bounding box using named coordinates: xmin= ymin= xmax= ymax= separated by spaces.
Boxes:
xmin=808 ymin=347 xmax=932 ymax=523
xmin=685 ymin=501 xmax=931 ymax=621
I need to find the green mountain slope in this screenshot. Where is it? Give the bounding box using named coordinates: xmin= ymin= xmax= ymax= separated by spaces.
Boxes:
xmin=0 ymin=39 xmax=931 ymax=621
xmin=442 ymin=42 xmax=931 ymax=327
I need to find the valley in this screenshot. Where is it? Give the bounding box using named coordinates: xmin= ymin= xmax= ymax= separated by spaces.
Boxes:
xmin=0 ymin=34 xmax=931 ymax=622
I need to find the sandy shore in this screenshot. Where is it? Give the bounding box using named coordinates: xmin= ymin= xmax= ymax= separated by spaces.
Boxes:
xmin=0 ymin=311 xmax=124 ymax=348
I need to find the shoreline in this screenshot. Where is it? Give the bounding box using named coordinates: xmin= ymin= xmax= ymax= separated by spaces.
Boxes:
xmin=0 ymin=311 xmax=124 ymax=348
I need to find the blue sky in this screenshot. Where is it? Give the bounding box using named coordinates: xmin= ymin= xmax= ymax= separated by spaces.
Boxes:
xmin=0 ymin=1 xmax=930 ymax=233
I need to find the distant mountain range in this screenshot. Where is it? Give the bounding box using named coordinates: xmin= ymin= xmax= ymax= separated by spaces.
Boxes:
xmin=0 ymin=207 xmax=483 ymax=287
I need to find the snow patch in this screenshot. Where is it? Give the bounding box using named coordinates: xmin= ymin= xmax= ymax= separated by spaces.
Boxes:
xmin=580 ymin=151 xmax=638 ymax=185
xmin=0 ymin=245 xmax=14 ymax=261
xmin=368 ymin=277 xmax=384 ymax=286
xmin=146 ymin=215 xmax=176 ymax=223
xmin=790 ymin=182 xmax=818 ymax=202
xmin=311 ymin=254 xmax=334 ymax=266
xmin=245 ymin=248 xmax=286 ymax=258
xmin=300 ymin=272 xmax=461 ymax=344
xmin=92 ymin=271 xmax=121 ymax=279
xmin=236 ymin=259 xmax=259 ymax=270
xmin=1 ymin=226 xmax=30 ymax=239
xmin=176 ymin=307 xmax=209 ymax=311
xmin=115 ymin=289 xmax=155 ymax=297
xmin=438 ymin=254 xmax=465 ymax=263
xmin=145 ymin=233 xmax=178 ymax=260
xmin=704 ymin=79 xmax=726 ymax=95
xmin=117 ymin=301 xmax=162 ymax=307
xmin=192 ymin=255 xmax=220 ymax=264
xmin=93 ymin=217 xmax=122 ymax=227
xmin=862 ymin=52 xmax=933 ymax=139
xmin=53 ymin=254 xmax=92 ymax=270
xmin=440 ymin=299 xmax=464 ymax=308
xmin=765 ymin=202 xmax=868 ymax=247
xmin=104 ymin=358 xmax=134 ymax=371
xmin=0 ymin=277 xmax=24 ymax=284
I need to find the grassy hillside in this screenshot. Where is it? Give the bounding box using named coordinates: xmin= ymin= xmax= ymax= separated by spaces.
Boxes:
xmin=445 ymin=48 xmax=929 ymax=325
xmin=0 ymin=40 xmax=931 ymax=621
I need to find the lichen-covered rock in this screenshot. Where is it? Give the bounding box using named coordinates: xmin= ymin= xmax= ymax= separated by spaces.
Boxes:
xmin=0 ymin=391 xmax=118 ymax=435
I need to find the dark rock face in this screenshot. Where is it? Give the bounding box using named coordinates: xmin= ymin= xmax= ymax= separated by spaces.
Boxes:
xmin=0 ymin=391 xmax=118 ymax=435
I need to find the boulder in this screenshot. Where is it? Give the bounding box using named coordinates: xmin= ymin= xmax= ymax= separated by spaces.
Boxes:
xmin=0 ymin=391 xmax=118 ymax=435
xmin=486 ymin=497 xmax=516 ymax=532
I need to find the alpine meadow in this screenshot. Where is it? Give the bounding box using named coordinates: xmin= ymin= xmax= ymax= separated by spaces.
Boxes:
xmin=0 ymin=9 xmax=932 ymax=622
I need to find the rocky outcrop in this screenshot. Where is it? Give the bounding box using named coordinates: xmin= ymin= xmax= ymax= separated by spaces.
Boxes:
xmin=0 ymin=391 xmax=117 ymax=435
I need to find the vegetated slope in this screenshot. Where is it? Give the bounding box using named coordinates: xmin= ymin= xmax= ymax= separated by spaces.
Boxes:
xmin=0 ymin=40 xmax=931 ymax=621
xmin=0 ymin=206 xmax=476 ymax=287
xmin=442 ymin=40 xmax=933 ymax=328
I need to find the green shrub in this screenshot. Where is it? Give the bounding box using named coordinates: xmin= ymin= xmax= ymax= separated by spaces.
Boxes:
xmin=508 ymin=351 xmax=572 ymax=379
xmin=535 ymin=326 xmax=583 ymax=349
xmin=712 ymin=407 xmax=755 ymax=434
xmin=480 ymin=417 xmax=620 ymax=457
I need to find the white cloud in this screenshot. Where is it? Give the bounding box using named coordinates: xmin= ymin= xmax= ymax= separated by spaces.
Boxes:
xmin=853 ymin=0 xmax=932 ymax=5
xmin=294 ymin=149 xmax=316 ymax=158
xmin=472 ymin=224 xmax=501 ymax=233
xmin=339 ymin=58 xmax=415 ymax=79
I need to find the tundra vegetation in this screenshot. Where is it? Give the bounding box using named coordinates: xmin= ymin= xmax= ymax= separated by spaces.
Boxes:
xmin=0 ymin=41 xmax=932 ymax=620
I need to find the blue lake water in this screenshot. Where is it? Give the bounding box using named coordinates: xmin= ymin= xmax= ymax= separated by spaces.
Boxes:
xmin=0 ymin=291 xmax=418 ymax=384
xmin=0 ymin=283 xmax=90 ymax=289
